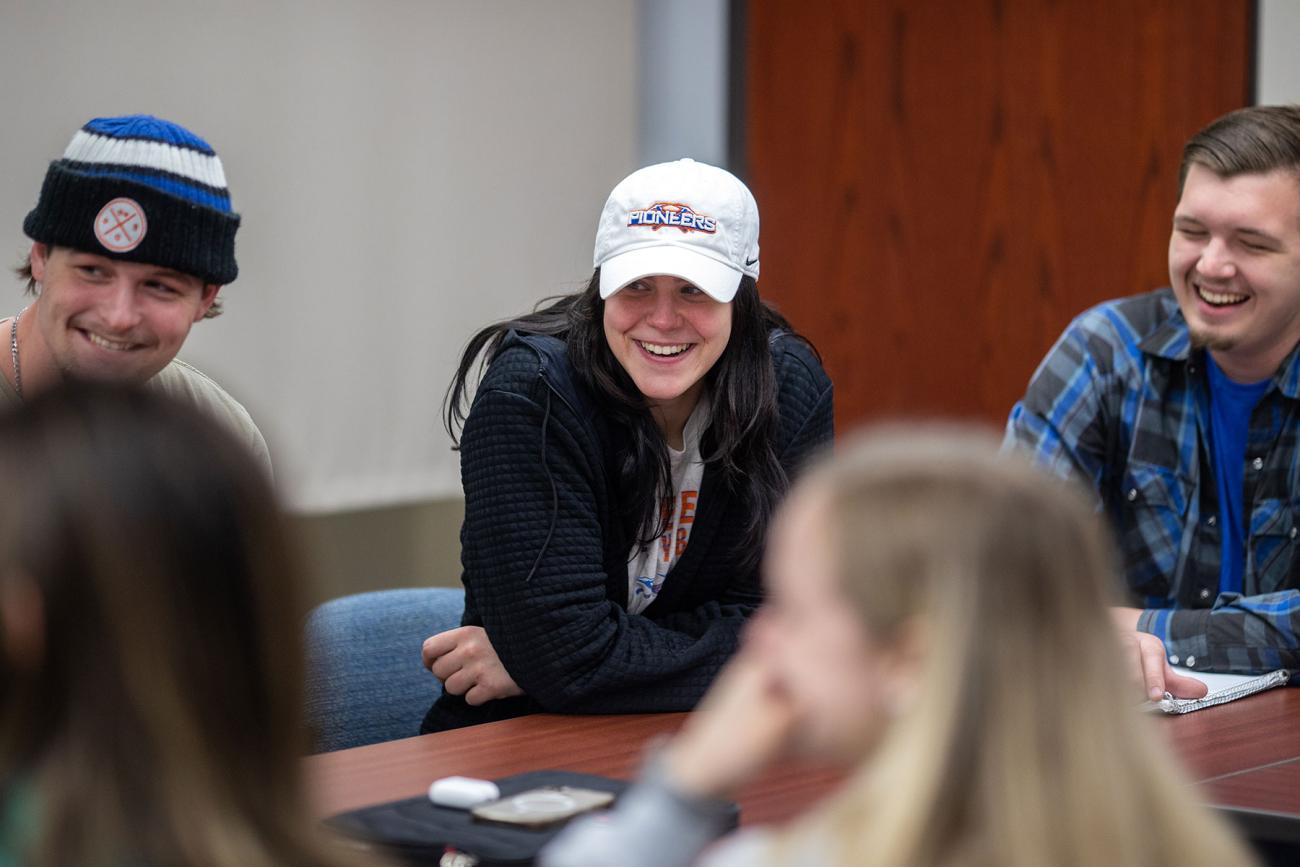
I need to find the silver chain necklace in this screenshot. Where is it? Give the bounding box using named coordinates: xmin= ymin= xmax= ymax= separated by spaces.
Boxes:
xmin=9 ymin=308 xmax=23 ymax=400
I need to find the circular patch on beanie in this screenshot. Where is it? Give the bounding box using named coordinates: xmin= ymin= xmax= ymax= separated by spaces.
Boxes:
xmin=93 ymin=198 xmax=148 ymax=252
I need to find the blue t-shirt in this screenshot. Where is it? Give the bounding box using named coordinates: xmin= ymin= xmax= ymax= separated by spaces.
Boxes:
xmin=1205 ymin=354 xmax=1273 ymax=596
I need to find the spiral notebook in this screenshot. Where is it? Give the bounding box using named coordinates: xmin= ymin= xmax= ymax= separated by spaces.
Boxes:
xmin=1146 ymin=668 xmax=1290 ymax=714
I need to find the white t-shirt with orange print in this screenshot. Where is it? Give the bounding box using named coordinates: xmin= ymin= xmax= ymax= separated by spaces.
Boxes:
xmin=625 ymin=393 xmax=710 ymax=615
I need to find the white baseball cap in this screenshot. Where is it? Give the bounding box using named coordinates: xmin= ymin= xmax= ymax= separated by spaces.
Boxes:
xmin=593 ymin=158 xmax=760 ymax=303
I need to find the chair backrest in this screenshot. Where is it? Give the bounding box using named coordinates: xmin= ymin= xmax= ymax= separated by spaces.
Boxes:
xmin=305 ymin=587 xmax=465 ymax=752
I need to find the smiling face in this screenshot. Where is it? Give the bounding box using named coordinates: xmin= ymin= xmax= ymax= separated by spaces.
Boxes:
xmin=1168 ymin=164 xmax=1300 ymax=381
xmin=26 ymin=244 xmax=219 ymax=387
xmin=602 ymin=274 xmax=732 ymax=438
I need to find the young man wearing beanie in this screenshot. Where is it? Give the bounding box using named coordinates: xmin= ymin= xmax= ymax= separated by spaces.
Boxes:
xmin=4 ymin=114 xmax=270 ymax=473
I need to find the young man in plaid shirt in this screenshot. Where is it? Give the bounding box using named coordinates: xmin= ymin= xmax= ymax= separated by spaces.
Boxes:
xmin=1009 ymin=105 xmax=1300 ymax=696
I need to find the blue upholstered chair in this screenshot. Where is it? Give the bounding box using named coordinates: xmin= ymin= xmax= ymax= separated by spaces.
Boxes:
xmin=305 ymin=587 xmax=464 ymax=753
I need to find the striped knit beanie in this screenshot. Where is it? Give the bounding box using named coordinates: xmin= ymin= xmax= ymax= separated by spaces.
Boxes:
xmin=23 ymin=115 xmax=240 ymax=284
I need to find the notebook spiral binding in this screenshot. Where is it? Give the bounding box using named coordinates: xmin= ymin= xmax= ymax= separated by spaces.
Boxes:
xmin=1154 ymin=669 xmax=1291 ymax=715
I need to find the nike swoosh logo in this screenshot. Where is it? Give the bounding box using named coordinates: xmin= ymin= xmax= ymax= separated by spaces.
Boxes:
xmin=745 ymin=257 xmax=759 ymax=266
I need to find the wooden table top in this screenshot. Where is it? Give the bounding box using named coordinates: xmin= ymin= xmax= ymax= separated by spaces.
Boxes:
xmin=1160 ymin=686 xmax=1300 ymax=784
xmin=306 ymin=686 xmax=1300 ymax=838
xmin=1165 ymin=687 xmax=1300 ymax=842
xmin=305 ymin=712 xmax=844 ymax=825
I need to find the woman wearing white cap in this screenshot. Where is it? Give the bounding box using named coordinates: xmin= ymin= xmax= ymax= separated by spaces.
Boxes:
xmin=420 ymin=159 xmax=833 ymax=732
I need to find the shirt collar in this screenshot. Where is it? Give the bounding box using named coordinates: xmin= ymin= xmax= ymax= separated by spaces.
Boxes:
xmin=1273 ymin=343 xmax=1300 ymax=399
xmin=1138 ymin=304 xmax=1300 ymax=399
xmin=1138 ymin=314 xmax=1191 ymax=362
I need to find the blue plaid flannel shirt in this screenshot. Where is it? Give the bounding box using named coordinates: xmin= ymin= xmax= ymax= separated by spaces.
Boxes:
xmin=1006 ymin=288 xmax=1300 ymax=674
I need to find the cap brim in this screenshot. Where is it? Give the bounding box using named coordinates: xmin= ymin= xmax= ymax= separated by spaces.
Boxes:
xmin=599 ymin=245 xmax=741 ymax=302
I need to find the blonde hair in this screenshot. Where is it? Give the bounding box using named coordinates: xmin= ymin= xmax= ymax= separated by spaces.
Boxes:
xmin=772 ymin=426 xmax=1255 ymax=867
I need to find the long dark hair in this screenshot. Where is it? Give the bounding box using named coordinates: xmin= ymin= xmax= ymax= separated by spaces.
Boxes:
xmin=446 ymin=269 xmax=813 ymax=564
xmin=0 ymin=384 xmax=374 ymax=867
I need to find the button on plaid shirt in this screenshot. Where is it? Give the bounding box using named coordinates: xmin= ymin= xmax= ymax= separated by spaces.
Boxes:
xmin=1006 ymin=288 xmax=1300 ymax=674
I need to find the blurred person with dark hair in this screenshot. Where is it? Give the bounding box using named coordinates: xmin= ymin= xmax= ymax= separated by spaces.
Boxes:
xmin=0 ymin=384 xmax=374 ymax=866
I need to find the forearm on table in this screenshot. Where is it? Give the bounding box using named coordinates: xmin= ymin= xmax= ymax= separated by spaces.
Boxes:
xmin=488 ymin=608 xmax=739 ymax=712
xmin=1137 ymin=592 xmax=1300 ymax=672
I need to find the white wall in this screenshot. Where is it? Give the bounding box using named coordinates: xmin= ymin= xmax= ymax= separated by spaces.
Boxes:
xmin=636 ymin=0 xmax=729 ymax=167
xmin=27 ymin=2 xmax=1290 ymax=514
xmin=0 ymin=0 xmax=637 ymax=511
xmin=1257 ymin=0 xmax=1300 ymax=104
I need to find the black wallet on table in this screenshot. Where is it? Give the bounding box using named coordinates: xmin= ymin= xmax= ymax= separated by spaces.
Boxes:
xmin=326 ymin=768 xmax=739 ymax=867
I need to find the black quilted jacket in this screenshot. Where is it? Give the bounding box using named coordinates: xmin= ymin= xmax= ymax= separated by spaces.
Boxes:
xmin=421 ymin=330 xmax=833 ymax=732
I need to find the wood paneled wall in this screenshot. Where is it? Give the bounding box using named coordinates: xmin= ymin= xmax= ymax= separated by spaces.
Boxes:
xmin=743 ymin=0 xmax=1253 ymax=427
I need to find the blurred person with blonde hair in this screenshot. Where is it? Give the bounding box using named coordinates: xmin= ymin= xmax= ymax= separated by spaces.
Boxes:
xmin=542 ymin=426 xmax=1257 ymax=867
xmin=0 ymin=384 xmax=378 ymax=866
